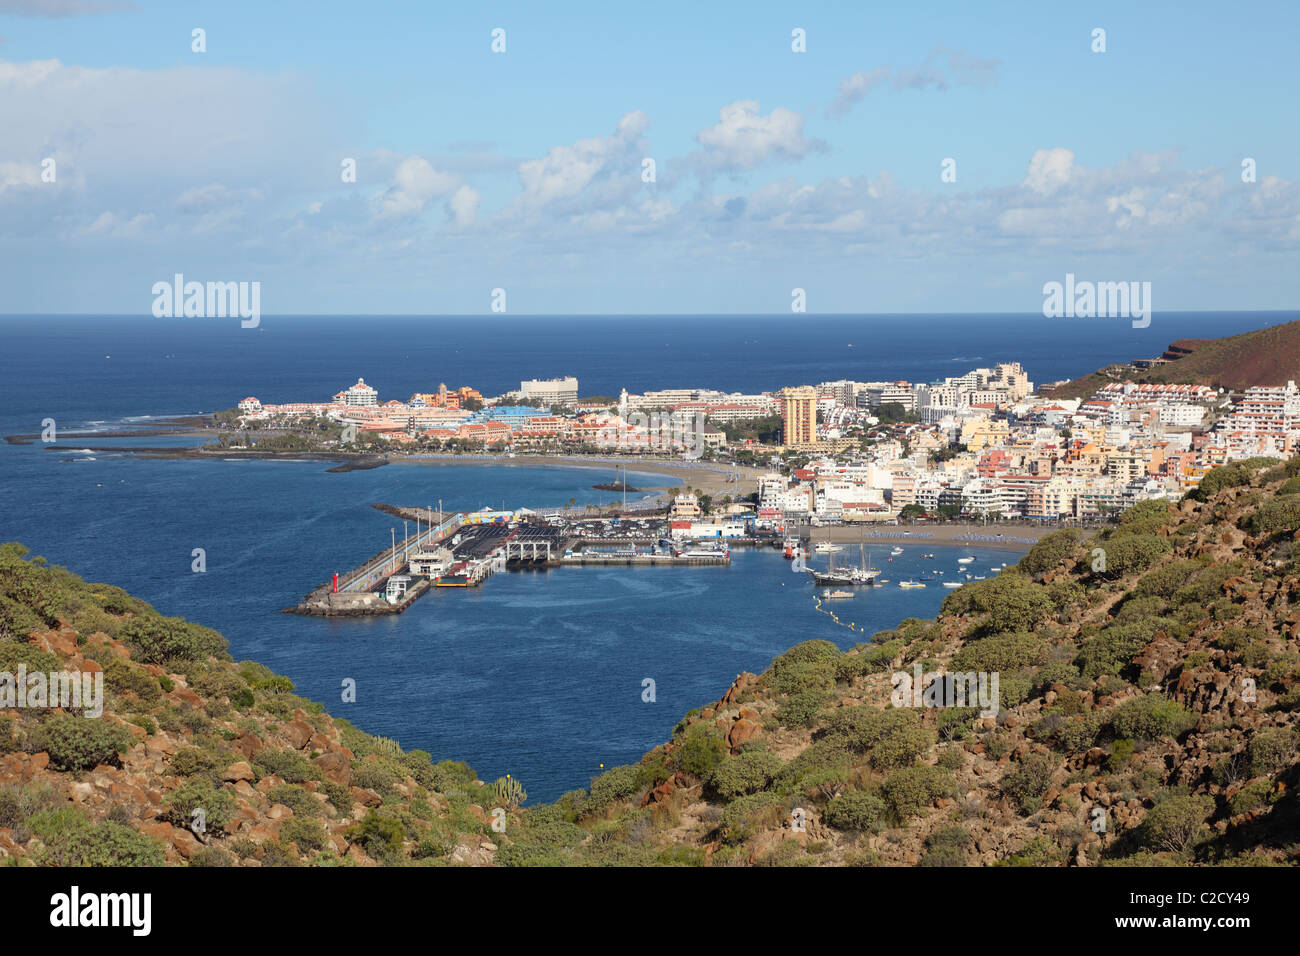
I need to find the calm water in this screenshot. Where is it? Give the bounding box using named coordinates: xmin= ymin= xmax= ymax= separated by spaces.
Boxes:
xmin=0 ymin=312 xmax=1286 ymax=798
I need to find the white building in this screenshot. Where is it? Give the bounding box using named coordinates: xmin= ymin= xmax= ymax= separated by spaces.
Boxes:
xmin=337 ymin=378 xmax=378 ymax=407
xmin=521 ymin=377 xmax=578 ymax=405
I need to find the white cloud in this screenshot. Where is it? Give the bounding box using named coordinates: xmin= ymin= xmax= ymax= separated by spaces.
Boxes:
xmin=77 ymin=210 xmax=153 ymax=237
xmin=830 ymin=48 xmax=1001 ymax=116
xmin=371 ymin=156 xmax=461 ymax=220
xmin=446 ymin=185 xmax=480 ymax=227
xmin=1023 ymin=147 xmax=1075 ymax=195
xmin=689 ymin=100 xmax=819 ymax=175
xmin=511 ymin=109 xmax=649 ymax=215
xmin=0 ymin=0 xmax=133 ymax=16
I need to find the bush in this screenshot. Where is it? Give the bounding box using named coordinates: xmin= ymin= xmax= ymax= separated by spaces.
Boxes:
xmin=267 ymin=784 xmax=323 ymax=818
xmin=823 ymin=791 xmax=887 ymax=832
xmin=36 ymin=715 xmax=132 ymax=771
xmin=28 ymin=807 xmax=165 ymax=866
xmin=708 ymin=750 xmax=783 ymax=801
xmin=347 ymin=811 xmax=406 ymax=863
xmin=1110 ymin=696 xmax=1196 ymax=741
xmin=1019 ymin=530 xmax=1081 ymax=578
xmin=718 ymin=791 xmax=785 ymax=843
xmin=1139 ymin=793 xmax=1213 ymax=853
xmin=1094 ymin=534 xmax=1171 ymax=578
xmin=280 ymin=817 xmax=328 ymax=852
xmin=942 ymin=575 xmax=1055 ymax=635
xmin=1076 ymin=619 xmax=1177 ymax=679
xmin=1243 ymin=496 xmax=1300 ymax=537
xmin=169 ymin=746 xmax=221 ymax=778
xmin=952 ymin=631 xmax=1047 ymax=673
xmin=1001 ymin=753 xmax=1057 ymax=814
xmin=165 ymin=778 xmax=237 ymax=831
xmin=588 ymin=763 xmax=642 ymax=811
xmin=880 ymin=766 xmax=952 ymax=823
xmin=189 ymin=846 xmax=236 ymax=867
xmin=118 ymin=614 xmax=227 ymax=665
xmin=920 ymin=825 xmax=972 ymax=866
xmin=252 ymin=748 xmax=320 ymax=783
xmin=1191 ymin=464 xmax=1252 ymax=501
xmin=675 ymin=724 xmax=727 ymax=780
xmin=1246 ymin=728 xmax=1297 ymax=776
xmin=777 ymin=689 xmax=834 ymax=728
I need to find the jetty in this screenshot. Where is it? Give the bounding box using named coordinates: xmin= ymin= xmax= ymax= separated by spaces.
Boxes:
xmin=288 ymin=504 xmax=735 ymax=617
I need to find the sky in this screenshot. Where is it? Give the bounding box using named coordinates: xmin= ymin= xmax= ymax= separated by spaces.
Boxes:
xmin=1 ymin=0 xmax=1298 ymax=315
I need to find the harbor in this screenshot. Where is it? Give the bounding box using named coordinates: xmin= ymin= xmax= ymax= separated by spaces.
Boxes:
xmin=287 ymin=505 xmax=735 ymax=616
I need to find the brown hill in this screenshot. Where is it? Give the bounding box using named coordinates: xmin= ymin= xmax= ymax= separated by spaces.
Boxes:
xmin=4 ymin=455 xmax=1300 ymax=866
xmin=1047 ymin=317 xmax=1300 ymax=400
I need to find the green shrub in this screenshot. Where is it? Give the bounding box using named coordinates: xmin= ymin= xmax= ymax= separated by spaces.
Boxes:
xmin=675 ymin=724 xmax=727 ymax=779
xmin=942 ymin=575 xmax=1055 ymax=634
xmin=718 ymin=791 xmax=785 ymax=843
xmin=1002 ymin=753 xmax=1057 ymax=814
xmin=1191 ymin=464 xmax=1252 ymax=501
xmin=189 ymin=846 xmax=236 ymax=867
xmin=1019 ymin=530 xmax=1081 ymax=578
xmin=1094 ymin=535 xmax=1172 ymax=578
xmin=707 ymin=750 xmax=783 ymax=801
xmin=280 ymin=817 xmax=328 ymax=852
xmin=952 ymin=631 xmax=1047 ymax=672
xmin=777 ymin=689 xmax=833 ymax=728
xmin=165 ymin=778 xmax=236 ymax=831
xmin=920 ymin=825 xmax=972 ymax=866
xmin=1076 ymin=619 xmax=1177 ymax=679
xmin=1139 ymin=793 xmax=1213 ymax=853
xmin=251 ymin=748 xmax=321 ymax=783
xmin=1243 ymin=496 xmax=1300 ymax=537
xmin=587 ymin=763 xmax=642 ymax=811
xmin=28 ymin=808 xmax=164 ymax=866
xmin=879 ymin=765 xmax=953 ymax=823
xmin=36 ymin=715 xmax=132 ymax=771
xmin=267 ymin=784 xmax=323 ymax=818
xmin=823 ymin=791 xmax=887 ymax=832
xmin=1110 ymin=696 xmax=1196 ymax=741
xmin=118 ymin=614 xmax=227 ymax=665
xmin=346 ymin=811 xmax=406 ymax=863
xmin=1246 ymin=728 xmax=1297 ymax=776
xmin=169 ymin=746 xmax=221 ymax=778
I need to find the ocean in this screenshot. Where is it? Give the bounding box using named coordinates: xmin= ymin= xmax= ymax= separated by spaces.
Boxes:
xmin=0 ymin=311 xmax=1287 ymax=799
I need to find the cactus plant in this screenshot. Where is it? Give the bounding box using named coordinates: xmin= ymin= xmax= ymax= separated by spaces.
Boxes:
xmin=491 ymin=774 xmax=526 ymax=809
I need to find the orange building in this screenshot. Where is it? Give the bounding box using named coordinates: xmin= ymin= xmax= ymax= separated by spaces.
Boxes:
xmin=409 ymin=384 xmax=483 ymax=410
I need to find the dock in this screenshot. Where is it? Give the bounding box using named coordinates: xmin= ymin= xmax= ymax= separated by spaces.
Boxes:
xmin=288 ymin=505 xmax=735 ymax=617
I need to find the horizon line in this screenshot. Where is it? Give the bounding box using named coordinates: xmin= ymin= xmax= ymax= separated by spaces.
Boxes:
xmin=1 ymin=309 xmax=1296 ymax=320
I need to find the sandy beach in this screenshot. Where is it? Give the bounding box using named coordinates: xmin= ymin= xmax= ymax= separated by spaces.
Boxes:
xmin=388 ymin=453 xmax=763 ymax=500
xmin=810 ymin=523 xmax=1064 ymax=552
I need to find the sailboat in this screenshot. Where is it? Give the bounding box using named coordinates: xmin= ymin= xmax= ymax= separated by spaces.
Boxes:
xmin=810 ymin=537 xmax=878 ymax=586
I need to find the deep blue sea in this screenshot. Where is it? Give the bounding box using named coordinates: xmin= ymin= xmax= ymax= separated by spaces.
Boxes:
xmin=0 ymin=312 xmax=1290 ymax=799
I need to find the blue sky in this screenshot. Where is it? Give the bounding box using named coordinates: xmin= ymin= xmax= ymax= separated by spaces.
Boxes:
xmin=1 ymin=0 xmax=1298 ymax=314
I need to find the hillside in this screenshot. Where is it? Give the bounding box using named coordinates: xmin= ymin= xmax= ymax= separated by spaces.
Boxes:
xmin=1047 ymin=318 xmax=1300 ymax=400
xmin=3 ymin=455 xmax=1300 ymax=866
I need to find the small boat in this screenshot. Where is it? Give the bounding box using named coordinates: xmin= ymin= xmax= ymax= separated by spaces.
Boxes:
xmin=922 ymin=553 xmax=935 ymax=559
xmin=822 ymin=590 xmax=854 ymax=600
xmin=973 ymin=575 xmax=986 ymax=580
xmin=890 ymin=547 xmax=903 ymax=556
xmin=957 ymin=557 xmax=975 ymax=565
xmin=813 ymin=542 xmax=841 ymax=554
xmin=899 ymin=580 xmax=926 ymax=589
xmin=942 ymin=581 xmax=963 ymax=588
